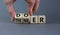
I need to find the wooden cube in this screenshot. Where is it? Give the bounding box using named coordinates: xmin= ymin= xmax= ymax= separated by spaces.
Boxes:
xmin=37 ymin=15 xmax=46 ymax=23
xmin=14 ymin=13 xmax=23 ymax=23
xmin=30 ymin=16 xmax=38 ymax=24
xmin=22 ymin=13 xmax=30 ymax=23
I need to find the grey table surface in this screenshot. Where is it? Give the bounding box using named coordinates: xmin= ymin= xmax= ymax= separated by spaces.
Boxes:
xmin=0 ymin=22 xmax=60 ymax=35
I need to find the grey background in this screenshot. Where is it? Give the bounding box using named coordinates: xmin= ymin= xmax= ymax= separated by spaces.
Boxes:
xmin=0 ymin=0 xmax=60 ymax=35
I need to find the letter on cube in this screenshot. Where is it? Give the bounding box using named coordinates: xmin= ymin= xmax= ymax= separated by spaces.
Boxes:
xmin=37 ymin=15 xmax=46 ymax=23
xmin=30 ymin=16 xmax=38 ymax=24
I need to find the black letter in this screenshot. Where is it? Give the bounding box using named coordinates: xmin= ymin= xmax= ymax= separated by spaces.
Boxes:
xmin=40 ymin=17 xmax=44 ymax=22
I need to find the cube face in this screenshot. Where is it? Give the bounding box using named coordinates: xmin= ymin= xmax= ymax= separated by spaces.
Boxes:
xmin=14 ymin=18 xmax=22 ymax=23
xmin=22 ymin=13 xmax=30 ymax=23
xmin=22 ymin=18 xmax=30 ymax=23
xmin=30 ymin=16 xmax=38 ymax=24
xmin=37 ymin=15 xmax=46 ymax=23
xmin=14 ymin=13 xmax=23 ymax=23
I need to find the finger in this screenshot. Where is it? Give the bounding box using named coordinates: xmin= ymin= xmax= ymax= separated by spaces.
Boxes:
xmin=33 ymin=0 xmax=40 ymax=13
xmin=26 ymin=0 xmax=35 ymax=16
